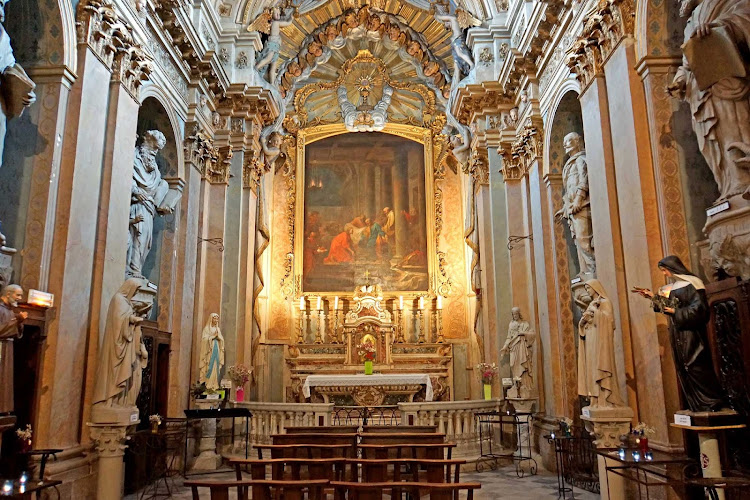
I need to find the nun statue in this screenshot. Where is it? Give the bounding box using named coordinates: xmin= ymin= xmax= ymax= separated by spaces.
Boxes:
xmin=577 ymin=279 xmax=624 ymax=408
xmin=633 ymin=256 xmax=725 ymax=412
xmin=199 ymin=313 xmax=225 ymax=390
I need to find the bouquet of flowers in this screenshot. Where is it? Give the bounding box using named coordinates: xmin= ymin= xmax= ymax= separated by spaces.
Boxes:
xmin=559 ymin=417 xmax=573 ymax=436
xmin=15 ymin=424 xmax=31 ymax=442
xmin=631 ymin=422 xmax=655 ymax=437
xmin=476 ymin=362 xmax=498 ymax=384
xmin=227 ymin=364 xmax=252 ymax=386
xmin=357 ymin=340 xmax=376 ymax=361
xmin=149 ymin=414 xmax=162 ymax=425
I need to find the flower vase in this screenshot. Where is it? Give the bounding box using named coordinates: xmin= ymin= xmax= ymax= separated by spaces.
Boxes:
xmin=364 ymin=360 xmax=373 ymax=375
xmin=236 ymin=386 xmax=245 ymax=402
xmin=19 ymin=439 xmax=31 ymax=453
xmin=483 ymin=383 xmax=492 ymax=400
xmin=150 ymin=422 xmax=159 ymax=434
xmin=636 ymin=437 xmax=649 ymax=453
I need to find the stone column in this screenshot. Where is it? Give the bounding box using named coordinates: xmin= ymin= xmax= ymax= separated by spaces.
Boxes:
xmin=89 ymin=406 xmax=139 ymax=500
xmin=190 ymin=400 xmax=222 ymax=470
xmin=581 ymin=405 xmax=634 ymax=500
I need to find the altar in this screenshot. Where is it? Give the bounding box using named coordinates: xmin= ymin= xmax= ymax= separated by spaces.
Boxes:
xmin=303 ymin=373 xmax=434 ymax=406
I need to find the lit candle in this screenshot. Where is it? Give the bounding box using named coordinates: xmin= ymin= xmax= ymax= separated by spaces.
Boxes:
xmin=399 ymin=296 xmax=404 ymax=310
xmin=18 ymin=473 xmax=26 ymax=485
xmin=334 ymin=296 xmax=339 ymax=310
xmin=299 ymin=296 xmax=305 ymax=310
xmin=419 ymin=296 xmax=424 ymax=310
xmin=436 ymin=295 xmax=443 ymax=309
xmin=2 ymin=480 xmax=12 ymax=494
xmin=316 ymin=296 xmax=322 ymax=310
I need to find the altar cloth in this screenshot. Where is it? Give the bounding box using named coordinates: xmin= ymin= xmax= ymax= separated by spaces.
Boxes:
xmin=302 ymin=373 xmax=433 ymax=401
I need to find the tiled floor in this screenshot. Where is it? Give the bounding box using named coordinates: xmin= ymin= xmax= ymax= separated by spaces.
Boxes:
xmin=126 ymin=463 xmax=600 ymax=499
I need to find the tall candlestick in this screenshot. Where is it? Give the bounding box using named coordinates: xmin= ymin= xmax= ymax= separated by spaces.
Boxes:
xmin=334 ymin=296 xmax=339 ymax=310
xmin=419 ymin=296 xmax=424 ymax=310
xmin=436 ymin=295 xmax=443 ymax=309
xmin=316 ymin=296 xmax=322 ymax=310
xmin=299 ymin=296 xmax=305 ymax=310
xmin=399 ymin=295 xmax=404 ymax=310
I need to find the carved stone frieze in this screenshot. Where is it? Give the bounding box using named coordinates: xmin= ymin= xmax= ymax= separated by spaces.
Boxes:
xmin=566 ymin=0 xmax=635 ymax=88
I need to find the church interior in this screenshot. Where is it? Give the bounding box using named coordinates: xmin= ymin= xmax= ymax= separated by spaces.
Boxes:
xmin=0 ymin=0 xmax=749 ymax=498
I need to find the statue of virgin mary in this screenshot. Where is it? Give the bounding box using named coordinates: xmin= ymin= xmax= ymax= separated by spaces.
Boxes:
xmin=199 ymin=313 xmax=225 ymax=390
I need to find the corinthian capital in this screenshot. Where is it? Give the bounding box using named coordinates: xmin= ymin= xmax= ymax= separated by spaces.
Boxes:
xmin=76 ymin=0 xmax=134 ymax=70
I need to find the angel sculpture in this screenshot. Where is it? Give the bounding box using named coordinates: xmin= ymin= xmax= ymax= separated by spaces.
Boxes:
xmin=250 ymin=6 xmax=295 ymax=83
xmin=260 ymin=131 xmax=284 ymax=171
xmin=434 ymin=8 xmax=481 ymax=79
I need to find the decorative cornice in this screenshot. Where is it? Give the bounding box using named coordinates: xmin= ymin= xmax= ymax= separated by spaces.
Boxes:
xmin=566 ymin=0 xmax=635 ymax=89
xmin=452 ymin=82 xmax=515 ymax=126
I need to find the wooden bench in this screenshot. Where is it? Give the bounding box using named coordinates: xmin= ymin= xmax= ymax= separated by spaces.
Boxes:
xmin=361 ymin=425 xmax=438 ymax=434
xmin=331 ymin=480 xmax=481 ymax=500
xmin=358 ymin=442 xmax=457 ymax=460
xmin=358 ymin=433 xmax=446 ymax=445
xmin=254 ymin=443 xmax=354 ymax=459
xmin=271 ymin=432 xmax=359 ymax=448
xmin=285 ymin=426 xmax=359 ymax=434
xmin=345 ymin=458 xmax=466 ymax=483
xmin=184 ymin=479 xmax=329 ymax=500
xmin=229 ymin=457 xmax=346 ymax=482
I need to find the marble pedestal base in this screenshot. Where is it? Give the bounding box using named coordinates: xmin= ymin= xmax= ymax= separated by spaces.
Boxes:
xmin=581 ymin=405 xmax=634 ymax=500
xmin=191 ymin=400 xmax=222 ymax=470
xmin=506 ymin=397 xmax=536 ymax=414
xmin=88 ymin=405 xmax=139 ymax=500
xmin=704 ymin=195 xmax=750 ymax=280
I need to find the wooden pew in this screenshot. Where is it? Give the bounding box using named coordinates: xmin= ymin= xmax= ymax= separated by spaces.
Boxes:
xmin=186 ymin=479 xmax=329 ymax=500
xmin=272 ymin=432 xmax=359 ymax=448
xmin=358 ymin=433 xmax=446 ymax=445
xmin=285 ymin=425 xmax=359 ymax=434
xmin=346 ymin=458 xmax=465 ymax=484
xmin=331 ymin=480 xmax=481 ymax=500
xmin=229 ymin=457 xmax=346 ymax=482
xmin=254 ymin=443 xmax=353 ymax=459
xmin=361 ymin=425 xmax=438 ymax=434
xmin=358 ymin=442 xmax=457 ymax=460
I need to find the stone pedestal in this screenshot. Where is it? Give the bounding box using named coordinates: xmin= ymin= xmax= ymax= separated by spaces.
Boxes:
xmin=672 ymin=409 xmax=745 ymax=500
xmin=88 ymin=405 xmax=139 ymax=500
xmin=704 ymin=195 xmax=750 ymax=280
xmin=191 ymin=400 xmax=222 ymax=470
xmin=581 ymin=405 xmax=634 ymax=500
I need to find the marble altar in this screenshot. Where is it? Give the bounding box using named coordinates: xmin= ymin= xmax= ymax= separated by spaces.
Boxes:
xmin=302 ymin=373 xmax=434 ymax=406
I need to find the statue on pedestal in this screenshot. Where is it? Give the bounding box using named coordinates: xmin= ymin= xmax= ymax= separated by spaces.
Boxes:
xmin=0 ymin=284 xmax=25 ymax=413
xmin=199 ymin=313 xmax=225 ymax=391
xmin=577 ymin=279 xmax=624 ymax=408
xmin=93 ymin=279 xmax=148 ymax=408
xmin=127 ymin=130 xmax=181 ymax=278
xmin=500 ymin=307 xmax=535 ymax=399
xmin=555 ymin=132 xmax=595 ymax=277
xmin=633 ymin=256 xmax=726 ymax=412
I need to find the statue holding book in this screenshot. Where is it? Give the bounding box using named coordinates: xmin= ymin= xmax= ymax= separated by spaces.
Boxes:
xmin=668 ymin=0 xmax=750 ymax=279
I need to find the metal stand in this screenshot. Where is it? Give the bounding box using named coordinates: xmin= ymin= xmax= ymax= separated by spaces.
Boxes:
xmin=546 ymin=434 xmax=576 ymax=499
xmin=475 ymin=410 xmax=537 ymax=477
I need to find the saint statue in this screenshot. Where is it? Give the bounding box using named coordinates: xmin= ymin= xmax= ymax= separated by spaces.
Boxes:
xmin=577 ymin=279 xmax=624 ymax=408
xmin=199 ymin=313 xmax=225 ymax=390
xmin=127 ymin=130 xmax=179 ymax=278
xmin=668 ymin=0 xmax=750 ymax=201
xmin=633 ymin=256 xmax=726 ymax=412
xmin=252 ymin=7 xmax=295 ymax=83
xmin=555 ymin=132 xmax=596 ymax=277
xmin=0 ymin=284 xmax=25 ymax=413
xmin=500 ymin=307 xmax=535 ymax=399
xmin=93 ymin=279 xmax=149 ymax=408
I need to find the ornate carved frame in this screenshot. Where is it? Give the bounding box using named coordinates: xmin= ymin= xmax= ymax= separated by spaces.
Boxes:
xmin=291 ymin=122 xmax=448 ymax=299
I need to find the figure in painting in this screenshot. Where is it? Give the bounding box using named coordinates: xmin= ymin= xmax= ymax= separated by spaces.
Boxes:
xmin=251 ymin=7 xmax=296 ymax=83
xmin=325 ymin=227 xmax=355 ymax=264
xmin=500 ymin=307 xmax=535 ymax=399
xmin=555 ymin=132 xmax=595 ymax=277
xmin=632 ymin=256 xmax=726 ymax=412
xmin=128 ymin=130 xmax=180 ymax=278
xmin=0 ymin=284 xmax=25 ymax=413
xmin=577 ymin=279 xmax=624 ymax=408
xmin=199 ymin=313 xmax=225 ymax=391
xmin=382 ymin=207 xmax=395 ymax=242
xmin=668 ymin=0 xmax=750 ymax=202
xmin=93 ymin=279 xmax=147 ymax=408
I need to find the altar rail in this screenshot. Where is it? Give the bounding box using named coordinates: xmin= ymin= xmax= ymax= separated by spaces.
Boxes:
xmin=233 ymin=399 xmax=501 ymax=458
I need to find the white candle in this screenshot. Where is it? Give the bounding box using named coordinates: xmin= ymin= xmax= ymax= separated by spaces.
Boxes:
xmin=419 ymin=296 xmax=424 ymax=310
xmin=316 ymin=296 xmax=322 ymax=310
xmin=300 ymin=296 xmax=305 ymax=310
xmin=334 ymin=296 xmax=339 ymax=310
xmin=437 ymin=295 xmax=443 ymax=309
xmin=399 ymin=296 xmax=404 ymax=310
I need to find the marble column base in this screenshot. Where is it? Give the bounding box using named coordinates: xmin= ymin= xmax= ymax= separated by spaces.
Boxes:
xmin=581 ymin=405 xmax=634 ymax=500
xmin=89 ymin=405 xmax=139 ymax=500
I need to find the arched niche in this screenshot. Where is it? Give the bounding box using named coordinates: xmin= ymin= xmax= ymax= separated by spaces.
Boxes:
xmin=5 ymin=0 xmax=77 ymax=71
xmin=134 ymin=94 xmax=184 ymax=319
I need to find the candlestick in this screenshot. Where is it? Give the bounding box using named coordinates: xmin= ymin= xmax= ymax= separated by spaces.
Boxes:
xmin=436 ymin=295 xmax=443 ymax=309
xmin=299 ymin=296 xmax=305 ymax=310
xmin=395 ymin=308 xmax=405 ymax=343
xmin=296 ymin=307 xmax=305 ymax=343
xmin=419 ymin=296 xmax=424 ymax=310
xmin=316 ymin=296 xmax=322 ymax=310
xmin=315 ymin=309 xmax=324 ymax=343
xmin=399 ymin=295 xmax=404 ymax=310
xmin=417 ymin=308 xmax=426 ymax=343
xmin=334 ymin=296 xmax=339 ymax=310
xmin=436 ymin=307 xmax=445 ymax=343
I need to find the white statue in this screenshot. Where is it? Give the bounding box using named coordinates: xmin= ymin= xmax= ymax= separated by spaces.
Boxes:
xmin=668 ymin=0 xmax=750 ymax=202
xmin=260 ymin=130 xmax=284 ymax=171
xmin=555 ymin=132 xmax=595 ymax=277
xmin=199 ymin=313 xmax=225 ymax=390
xmin=500 ymin=307 xmax=535 ymax=399
xmin=92 ymin=279 xmax=150 ymax=408
xmin=434 ymin=8 xmax=479 ymax=80
xmin=577 ymin=279 xmax=624 ymax=408
xmin=127 ymin=130 xmax=181 ymax=278
xmin=251 ymin=7 xmax=295 ymax=83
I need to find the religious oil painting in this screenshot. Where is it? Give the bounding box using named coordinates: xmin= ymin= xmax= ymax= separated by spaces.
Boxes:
xmin=302 ymin=132 xmax=429 ymax=293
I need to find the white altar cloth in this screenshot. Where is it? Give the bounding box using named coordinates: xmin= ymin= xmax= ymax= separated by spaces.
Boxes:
xmin=302 ymin=374 xmax=433 ymax=401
